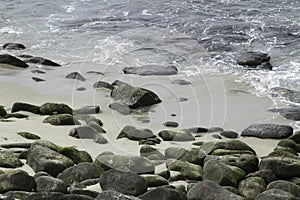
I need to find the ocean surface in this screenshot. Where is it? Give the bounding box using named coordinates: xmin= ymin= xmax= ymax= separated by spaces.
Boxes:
xmin=0 ymin=0 xmax=299 ymax=106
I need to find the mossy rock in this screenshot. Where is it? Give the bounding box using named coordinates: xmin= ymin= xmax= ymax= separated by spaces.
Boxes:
xmin=39 ymin=102 xmax=73 ymax=115
xmin=0 ymin=105 xmax=7 ymax=117
xmin=165 ymin=147 xmax=205 ymax=165
xmin=43 ymin=114 xmax=81 ymax=126
xmin=4 ymin=113 xmax=28 ymax=119
xmin=141 ymin=174 xmax=169 ymax=187
xmin=58 ymin=146 xmax=93 ymax=164
xmin=220 ymin=131 xmax=239 ymax=139
xmin=277 ymin=139 xmax=300 ymax=153
xmin=17 ymin=132 xmax=40 ymax=140
xmin=117 ymin=125 xmax=155 ymax=141
xmin=11 ymin=102 xmax=40 ymax=114
xmin=33 ymin=140 xmax=62 ymax=152
xmin=0 ymin=151 xmax=23 ymax=168
xmin=167 ymin=159 xmax=203 ymax=181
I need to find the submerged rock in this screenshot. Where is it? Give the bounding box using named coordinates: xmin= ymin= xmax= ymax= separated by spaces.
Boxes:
xmin=158 ymin=130 xmax=195 ymax=141
xmin=220 ymin=131 xmax=239 ymax=138
xmin=32 ymin=77 xmax=45 ymax=82
xmin=3 ymin=43 xmax=26 ymax=50
xmin=162 ymin=121 xmax=179 ymax=128
xmin=269 ymin=106 xmax=300 ymax=121
xmin=43 ymin=114 xmax=80 ymax=126
xmin=65 ymin=72 xmax=86 ymax=81
xmin=241 ymin=124 xmax=293 ymax=139
xmin=236 ymin=51 xmax=272 ymax=70
xmin=123 ymin=65 xmax=178 ymax=76
xmin=11 ymin=102 xmax=40 ymax=114
xmin=93 ymin=81 xmax=114 ymax=90
xmin=17 ymin=132 xmax=40 ymax=140
xmin=0 ymin=106 xmax=7 ymax=117
xmin=271 ymin=87 xmax=300 ymax=103
xmin=4 ymin=113 xmax=28 ymax=119
xmin=0 ymin=54 xmax=29 ymax=68
xmin=24 ymin=56 xmax=61 ymax=66
xmin=140 ymin=145 xmax=165 ymax=160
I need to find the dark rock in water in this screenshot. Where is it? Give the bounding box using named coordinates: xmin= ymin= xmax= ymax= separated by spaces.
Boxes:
xmin=25 ymin=56 xmax=61 ymax=66
xmin=76 ymin=87 xmax=86 ymax=91
xmin=17 ymin=132 xmax=40 ymax=140
xmin=162 ymin=121 xmax=179 ymax=128
xmin=86 ymin=71 xmax=104 ymax=75
xmin=271 ymin=87 xmax=300 ymax=103
xmin=57 ymin=146 xmax=93 ymax=164
xmin=0 ymin=170 xmax=35 ymax=193
xmin=111 ymin=81 xmax=162 ymax=109
xmin=99 ymin=168 xmax=148 ymax=196
xmin=241 ymin=124 xmax=293 ymax=139
xmin=269 ymin=106 xmax=300 ymax=121
xmin=31 ymin=69 xmax=46 ymax=74
xmin=0 ymin=54 xmax=29 ymax=68
xmin=220 ymin=131 xmax=239 ymax=138
xmin=12 ymin=102 xmax=40 ymax=114
xmin=57 ymin=162 xmax=104 ymax=185
xmin=3 ymin=43 xmax=26 ymax=50
xmin=123 ymin=65 xmax=178 ymax=76
xmin=96 ymin=190 xmax=140 ymax=200
xmin=43 ymin=114 xmax=80 ymax=126
xmin=188 ymin=127 xmax=209 ymax=133
xmin=267 ymin=180 xmax=300 ymax=198
xmin=109 ymin=102 xmax=131 ymax=115
xmin=69 ymin=126 xmax=101 ymax=139
xmin=27 ymin=144 xmax=74 ymax=177
xmin=94 ymin=154 xmax=154 ymax=174
xmin=187 ymin=180 xmax=244 ymax=200
xmin=171 ymin=79 xmax=191 ymax=85
xmin=32 ymin=77 xmax=45 ymax=82
xmin=139 ymin=187 xmax=186 ymax=200
xmin=4 ymin=113 xmax=28 ymax=119
xmin=65 ymin=72 xmax=86 ymax=81
xmin=93 ymin=81 xmax=114 ymax=90
xmin=0 ymin=151 xmax=23 ymax=168
xmin=140 ymin=145 xmax=165 ymax=160
xmin=236 ymin=51 xmax=272 ymax=70
xmin=117 ymin=125 xmax=155 ymax=141
xmin=167 ymin=159 xmax=203 ymax=181
xmin=238 ymin=177 xmax=266 ymax=200
xmin=0 ymin=106 xmax=7 ymax=117
xmin=73 ymin=106 xmax=100 ymax=115
xmin=158 ymin=130 xmax=195 ymax=141
xmin=40 ymin=102 xmax=73 ymax=115
xmin=255 ymin=189 xmax=297 ymax=200
xmin=35 ymin=176 xmax=67 ymax=193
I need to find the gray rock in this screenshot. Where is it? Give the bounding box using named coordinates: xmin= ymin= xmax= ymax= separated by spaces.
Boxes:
xmin=0 ymin=54 xmax=29 ymax=68
xmin=57 ymin=162 xmax=104 ymax=185
xmin=0 ymin=170 xmax=35 ymax=193
xmin=272 ymin=87 xmax=300 ymax=103
xmin=43 ymin=114 xmax=80 ymax=126
xmin=93 ymin=134 xmax=109 ymax=144
xmin=111 ymin=81 xmax=161 ymax=109
xmin=65 ymin=72 xmax=86 ymax=81
xmin=96 ymin=190 xmax=141 ymax=200
xmin=166 ymin=159 xmax=202 ymax=181
xmin=4 ymin=113 xmax=28 ymax=119
xmin=238 ymin=177 xmax=266 ymax=200
xmin=291 ymin=131 xmax=300 ymax=144
xmin=267 ymin=180 xmax=300 ymax=198
xmin=74 ymin=114 xmax=103 ymax=126
xmin=255 ymin=189 xmax=298 ymax=200
xmin=123 ymin=65 xmax=178 ymax=76
xmin=31 ymin=69 xmax=46 ymax=74
xmin=171 ymin=79 xmax=191 ymax=85
xmin=269 ymin=106 xmax=300 ymax=121
xmin=139 ymin=187 xmax=186 ymax=200
xmin=0 ymin=105 xmax=7 ymax=117
xmin=32 ymin=77 xmax=45 ymax=82
xmin=220 ymin=131 xmax=239 ymax=138
xmin=11 ymin=102 xmax=40 ymax=114
xmin=158 ymin=130 xmax=195 ymax=141
xmin=24 ymin=192 xmax=95 ymax=200
xmin=241 ymin=124 xmax=293 ymax=139
xmin=236 ymin=51 xmax=272 ymax=69
xmin=40 ymin=103 xmax=73 ymax=115
xmin=165 ymin=147 xmax=205 ymax=165
xmin=140 ymin=145 xmax=165 ymax=160
xmin=117 ymin=126 xmax=155 ymax=141
xmin=99 ymin=168 xmax=147 ymax=196
xmin=162 ymin=121 xmax=179 ymax=128
xmin=0 ymin=151 xmax=23 ymax=168
xmin=3 ymin=43 xmax=26 ymax=50
xmin=24 ymin=56 xmax=61 ymax=66
xmin=246 ymin=170 xmax=277 ymax=185
xmin=35 ymin=176 xmax=67 ymax=193
xmin=69 ymin=182 xmax=99 ymax=198
xmin=73 ymin=106 xmax=100 ymax=115
xmin=69 ymin=126 xmax=101 ymax=139
xmin=141 ymin=175 xmax=169 ymax=187
xmin=109 ymin=102 xmax=131 ymax=115
xmin=87 ymin=121 xmax=106 ymax=133
xmin=93 ymin=81 xmax=114 ymax=90
xmin=57 ymin=147 xmax=93 ymax=164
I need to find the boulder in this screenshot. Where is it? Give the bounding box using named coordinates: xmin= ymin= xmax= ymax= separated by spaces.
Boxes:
xmin=141 ymin=175 xmax=169 ymax=187
xmin=96 ymin=190 xmax=141 ymax=200
xmin=3 ymin=43 xmax=26 ymax=50
xmin=271 ymin=87 xmax=300 ymax=103
xmin=276 ymin=139 xmax=300 ymax=154
xmin=241 ymin=124 xmax=293 ymax=139
xmin=109 ymin=102 xmax=131 ymax=115
xmin=35 ymin=176 xmax=67 ymax=193
xmin=0 ymin=54 xmax=29 ymax=68
xmin=140 ymin=145 xmax=165 ymax=160
xmin=236 ymin=51 xmax=272 ymax=69
xmin=11 ymin=102 xmax=40 ymax=114
xmin=73 ymin=106 xmax=100 ymax=115
xmin=165 ymin=147 xmax=205 ymax=165
xmin=99 ymin=168 xmax=147 ymax=196
xmin=123 ymin=65 xmax=178 ymax=76
xmin=269 ymin=106 xmax=300 ymax=121
xmin=24 ymin=56 xmax=61 ymax=66
xmin=57 ymin=162 xmax=104 ymax=185
xmin=0 ymin=151 xmax=23 ymax=168
xmin=166 ymin=160 xmax=202 ymax=181
xmin=246 ymin=170 xmax=277 ymax=185
xmin=93 ymin=81 xmax=114 ymax=90
xmin=139 ymin=187 xmax=186 ymax=200
xmin=27 ymin=144 xmax=74 ymax=177
xmin=43 ymin=114 xmax=80 ymax=126
xmin=255 ymin=189 xmax=297 ymax=200
xmin=117 ymin=126 xmax=155 ymax=141
xmin=69 ymin=126 xmax=101 ymax=139
xmin=267 ymin=180 xmax=300 ymax=198
xmin=93 ymin=134 xmax=109 ymax=144
xmin=238 ymin=177 xmax=266 ymax=200
xmin=69 ymin=182 xmax=99 ymax=198
xmin=74 ymin=114 xmax=103 ymax=126
xmin=111 ymin=81 xmax=161 ymax=109
xmin=65 ymin=72 xmax=86 ymax=81
xmin=39 ymin=103 xmax=73 ymax=115
xmin=0 ymin=170 xmax=36 ymax=193
xmin=201 ymin=140 xmax=256 ymax=155
xmin=158 ymin=130 xmax=194 ymax=141
xmin=220 ymin=131 xmax=239 ymax=138
xmin=57 ymin=146 xmax=92 ymax=164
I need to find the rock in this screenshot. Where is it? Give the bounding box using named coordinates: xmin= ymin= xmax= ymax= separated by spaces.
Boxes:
xmin=93 ymin=134 xmax=109 ymax=144
xmin=35 ymin=176 xmax=67 ymax=193
xmin=57 ymin=162 xmax=104 ymax=185
xmin=117 ymin=126 xmax=155 ymax=141
xmin=24 ymin=56 xmax=61 ymax=66
xmin=246 ymin=170 xmax=277 ymax=185
xmin=187 ymin=180 xmax=244 ymax=200
xmin=0 ymin=170 xmax=35 ymax=193
xmin=43 ymin=114 xmax=80 ymax=125
xmin=207 ymin=127 xmax=224 ymax=133
xmin=139 ymin=187 xmax=186 ymax=200
xmin=109 ymin=102 xmax=131 ymax=115
xmin=11 ymin=102 xmax=40 ymax=114
xmin=165 ymin=147 xmax=205 ymax=165
xmin=76 ymin=87 xmax=86 ymax=91
xmin=166 ymin=160 xmax=202 ymax=181
xmin=83 ymin=122 xmax=104 ymax=132
xmin=73 ymin=106 xmax=100 ymax=115
xmin=27 ymin=144 xmax=74 ymax=177
xmin=271 ymin=87 xmax=300 ymax=103
xmin=255 ymin=189 xmax=297 ymax=200
xmin=212 ymin=134 xmax=222 ymax=139
xmin=94 ymin=154 xmax=154 ymax=174
xmin=188 ymin=127 xmax=209 ymax=133
xmin=40 ymin=103 xmax=73 ymax=115
xmin=57 ymin=146 xmax=92 ymax=164
xmin=236 ymin=51 xmax=272 ymax=69
xmin=93 ymin=81 xmax=114 ymax=90
xmin=32 ymin=77 xmax=45 ymax=82
xmin=24 ymin=192 xmax=95 ymax=200
xmin=74 ymin=114 xmax=103 ymax=126
xmin=201 ymin=140 xmax=256 ymax=155
xmin=99 ymin=168 xmax=147 ymax=196
xmin=162 ymin=121 xmax=179 ymax=128
xmin=33 ymin=140 xmax=62 ymax=151
xmin=158 ymin=130 xmax=195 ymax=141
xmin=171 ymin=79 xmax=191 ymax=85
xmin=267 ymin=180 xmax=300 ymax=197
xmin=276 ymin=139 xmax=300 ymax=154
xmin=111 ymin=81 xmax=161 ymax=109
xmin=140 ymin=145 xmax=165 ymax=160
xmin=202 ymin=159 xmax=246 ymax=187
xmin=291 ymin=131 xmax=300 ymax=144
xmin=139 ymin=137 xmax=161 ymax=145
xmin=238 ymin=177 xmax=266 ymax=200
xmin=0 ymin=54 xmax=29 ymax=68
xmin=3 ymin=191 xmax=32 ymax=200
xmin=17 ymin=132 xmax=40 ymax=140
xmin=3 ymin=43 xmax=26 ymax=50
xmin=69 ymin=182 xmax=99 ymax=198
xmin=220 ymin=131 xmax=239 ymax=138
xmin=269 ymin=106 xmax=300 ymax=121
xmin=0 ymin=151 xmax=23 ymax=168
xmin=241 ymin=124 xmax=293 ymax=139
xmin=123 ymin=65 xmax=178 ymax=76
xmin=141 ymin=175 xmax=169 ymax=187
xmin=65 ymin=72 xmax=86 ymax=81
xmin=69 ymin=126 xmax=101 ymax=139
xmin=96 ymin=190 xmax=141 ymax=200
xmin=0 ymin=105 xmax=7 ymax=117
xmin=31 ymin=69 xmax=46 ymax=74
xmin=86 ymin=71 xmax=104 ymax=75
xmin=4 ymin=113 xmax=28 ymax=119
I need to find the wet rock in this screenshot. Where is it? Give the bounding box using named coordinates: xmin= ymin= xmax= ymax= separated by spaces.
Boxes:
xmin=167 ymin=160 xmax=202 ymax=181
xmin=99 ymin=168 xmax=147 ymax=196
xmin=162 ymin=121 xmax=179 ymax=128
xmin=74 ymin=114 xmax=103 ymax=126
xmin=3 ymin=191 xmax=32 ymax=200
xmin=246 ymin=170 xmax=277 ymax=185
xmin=140 ymin=145 xmax=165 ymax=160
xmin=4 ymin=113 xmax=28 ymax=119
xmin=236 ymin=51 xmax=272 ymax=69
xmin=123 ymin=65 xmax=178 ymax=76
xmin=94 ymin=154 xmax=154 ymax=174
xmin=269 ymin=106 xmax=300 ymax=121
xmin=27 ymin=144 xmax=74 ymax=177
xmin=187 ymin=180 xmax=244 ymax=200
xmin=220 ymin=131 xmax=239 ymax=138
xmin=12 ymin=102 xmax=40 ymax=114
xmin=212 ymin=134 xmax=222 ymax=139
xmin=69 ymin=126 xmax=103 ymax=139
xmin=96 ymin=190 xmax=141 ymax=200
xmin=241 ymin=124 xmax=293 ymax=139
xmin=57 ymin=146 xmax=92 ymax=164
xmin=238 ymin=177 xmax=266 ymax=200
xmin=0 ymin=151 xmax=23 ymax=168
xmin=3 ymin=43 xmax=26 ymax=50
xmin=39 ymin=102 xmax=73 ymax=115
xmin=0 ymin=54 xmax=29 ymax=68
xmin=57 ymin=162 xmax=104 ymax=185
xmin=158 ymin=130 xmax=194 ymax=141
xmin=202 ymin=159 xmax=246 ymax=187
xmin=32 ymin=77 xmax=45 ymax=82
xmin=267 ymin=180 xmax=300 ymax=197
xmin=109 ymin=102 xmax=131 ymax=115
xmin=111 ymin=81 xmax=161 ymax=109
xmin=25 ymin=56 xmax=61 ymax=66
xmin=93 ymin=81 xmax=114 ymax=90
xmin=291 ymin=131 xmax=300 ymax=144
xmin=271 ymin=87 xmax=300 ymax=103
xmin=0 ymin=106 xmax=7 ymax=117
xmin=73 ymin=106 xmax=100 ymax=114
xmin=201 ymin=140 xmax=256 ymax=155
xmin=165 ymin=147 xmax=205 ymax=165
xmin=141 ymin=175 xmax=169 ymax=187
xmin=65 ymin=72 xmax=86 ymax=81
xmin=117 ymin=125 xmax=155 ymax=141
xmin=17 ymin=132 xmax=40 ymax=140
xmin=171 ymin=79 xmax=191 ymax=85
xmin=35 ymin=176 xmax=67 ymax=193
xmin=0 ymin=170 xmax=35 ymax=193
xmin=255 ymin=189 xmax=297 ymax=200
xmin=43 ymin=114 xmax=80 ymax=125
xmin=139 ymin=187 xmax=186 ymax=200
